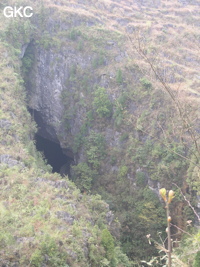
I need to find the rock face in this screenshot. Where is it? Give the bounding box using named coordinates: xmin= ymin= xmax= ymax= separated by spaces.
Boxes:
xmin=27 ymin=43 xmax=91 ymax=160
xmin=27 ymin=43 xmax=66 ymax=143
xmin=0 ymin=154 xmax=24 ymax=169
xmin=25 ymin=26 xmax=128 ymax=163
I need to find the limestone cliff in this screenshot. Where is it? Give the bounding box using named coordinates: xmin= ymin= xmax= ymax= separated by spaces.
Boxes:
xmin=1 ymin=0 xmax=200 ymax=265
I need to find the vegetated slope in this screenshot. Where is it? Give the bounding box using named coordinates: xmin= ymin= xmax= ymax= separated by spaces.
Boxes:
xmin=0 ymin=2 xmax=132 ymax=267
xmin=0 ymin=0 xmax=200 ymax=266
xmin=37 ymin=0 xmax=200 ymax=100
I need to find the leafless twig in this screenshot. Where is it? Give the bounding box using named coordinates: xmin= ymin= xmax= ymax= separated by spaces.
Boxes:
xmin=172 ymin=183 xmax=200 ymax=222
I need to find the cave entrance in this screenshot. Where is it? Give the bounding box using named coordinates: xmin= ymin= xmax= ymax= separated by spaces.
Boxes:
xmin=28 ymin=108 xmax=73 ymax=177
xmin=35 ymin=134 xmax=72 ymax=176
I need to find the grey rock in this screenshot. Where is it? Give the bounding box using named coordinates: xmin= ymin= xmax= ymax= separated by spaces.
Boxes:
xmin=0 ymin=119 xmax=12 ymax=129
xmin=35 ymin=177 xmax=69 ymax=190
xmin=106 ymin=210 xmax=114 ymax=226
xmin=56 ymin=211 xmax=75 ymax=224
xmin=66 ymin=249 xmax=77 ymax=260
xmin=107 ymin=41 xmax=115 ymax=46
xmin=20 ymin=43 xmax=29 ymax=59
xmin=16 ymin=236 xmax=34 ymax=244
xmin=0 ymin=154 xmax=24 ymax=168
xmin=148 ymin=177 xmax=161 ymax=199
xmin=116 ymin=18 xmax=129 ymax=26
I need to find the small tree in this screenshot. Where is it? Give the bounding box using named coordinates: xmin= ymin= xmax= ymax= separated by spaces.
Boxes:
xmin=93 ymin=87 xmax=112 ymax=118
xmin=72 ymin=162 xmax=96 ymax=192
xmin=101 ymin=229 xmax=115 ymax=263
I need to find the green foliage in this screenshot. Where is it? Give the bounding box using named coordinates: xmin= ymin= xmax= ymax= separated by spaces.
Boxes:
xmin=30 ymin=235 xmax=67 ymax=267
xmin=4 ymin=18 xmax=35 ymax=48
xmin=114 ymin=247 xmax=132 ymax=267
xmin=86 ymin=110 xmax=94 ymax=122
xmin=116 ymin=69 xmax=123 ymax=84
xmin=68 ymin=28 xmax=81 ymax=40
xmin=72 ymin=122 xmax=89 ymax=153
xmin=113 ymin=109 xmax=123 ymax=128
xmin=93 ymin=87 xmax=112 ymax=118
xmin=2 ymin=2 xmax=199 ymax=265
xmin=21 ymin=44 xmax=34 ymax=75
xmin=37 ymin=31 xmax=52 ymax=49
xmin=110 ymin=155 xmax=117 ymax=166
xmin=89 ymin=242 xmax=104 ymax=266
xmin=69 ymin=64 xmax=77 ymax=79
xmin=136 ymin=110 xmax=149 ymax=131
xmin=174 ymin=230 xmax=200 ymax=266
xmin=72 ymin=162 xmax=96 ymax=192
xmin=73 ymin=132 xmax=106 ymax=191
xmin=113 ymin=92 xmax=129 ymax=128
xmin=193 ymin=250 xmax=200 ymax=267
xmin=117 ymin=92 xmax=129 ymax=107
xmin=30 ymin=249 xmax=43 ymax=267
xmin=101 ymin=229 xmax=115 ymax=263
xmin=119 ymin=132 xmax=129 ymax=142
xmin=78 ymin=40 xmax=84 ymax=51
xmin=85 ymin=131 xmax=106 ymax=170
xmin=140 ymin=77 xmax=152 ymax=90
xmin=118 ymin=166 xmax=128 ymax=179
xmin=142 ymin=187 xmax=159 ymax=203
xmin=92 ymin=54 xmax=105 ymax=68
xmin=136 ymin=171 xmax=146 ymax=187
xmin=187 ymin=154 xmax=200 ymax=192
xmin=150 ymin=144 xmax=188 ymax=183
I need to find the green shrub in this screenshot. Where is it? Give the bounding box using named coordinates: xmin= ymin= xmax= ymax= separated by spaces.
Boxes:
xmin=92 ymin=54 xmax=105 ymax=68
xmin=78 ymin=40 xmax=84 ymax=51
xmin=39 ymin=235 xmax=67 ymax=266
xmin=85 ymin=131 xmax=106 ymax=170
xmin=119 ymin=132 xmax=129 ymax=142
xmin=116 ymin=69 xmax=123 ymax=84
xmin=30 ymin=249 xmax=43 ymax=267
xmin=114 ymin=109 xmax=123 ymax=128
xmin=114 ymin=247 xmax=132 ymax=267
xmin=101 ymin=229 xmax=115 ymax=261
xmin=21 ymin=44 xmax=34 ymax=75
xmin=118 ymin=166 xmax=128 ymax=179
xmin=140 ymin=77 xmax=152 ymax=90
xmin=193 ymin=251 xmax=200 ymax=267
xmin=68 ymin=29 xmax=81 ymax=40
xmin=72 ymin=162 xmax=96 ymax=192
xmin=136 ymin=171 xmax=146 ymax=187
xmin=93 ymin=87 xmax=112 ymax=118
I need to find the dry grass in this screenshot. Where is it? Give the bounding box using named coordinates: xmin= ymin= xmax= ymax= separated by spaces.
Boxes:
xmin=42 ymin=0 xmax=199 ymax=103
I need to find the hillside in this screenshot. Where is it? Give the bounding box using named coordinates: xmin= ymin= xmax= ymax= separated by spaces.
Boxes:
xmin=0 ymin=0 xmax=200 ymax=266
xmin=26 ymin=0 xmax=200 ymax=99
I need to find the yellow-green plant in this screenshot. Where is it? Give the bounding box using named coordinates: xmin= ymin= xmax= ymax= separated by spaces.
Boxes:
xmin=159 ymin=188 xmax=175 ymax=267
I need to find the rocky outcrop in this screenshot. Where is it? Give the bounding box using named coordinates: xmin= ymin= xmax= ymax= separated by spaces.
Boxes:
xmin=25 ymin=24 xmax=129 ymax=164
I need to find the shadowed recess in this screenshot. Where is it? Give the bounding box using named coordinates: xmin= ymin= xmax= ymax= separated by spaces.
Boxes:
xmin=35 ymin=133 xmax=71 ymax=175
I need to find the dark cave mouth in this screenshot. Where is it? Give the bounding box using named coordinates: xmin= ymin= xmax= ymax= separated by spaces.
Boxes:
xmin=28 ymin=108 xmax=73 ymax=176
xmin=35 ymin=134 xmax=72 ymax=176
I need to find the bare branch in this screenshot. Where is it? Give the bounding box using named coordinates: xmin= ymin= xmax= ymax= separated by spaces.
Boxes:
xmin=170 ymin=223 xmax=193 ymax=237
xmin=172 ymin=183 xmax=200 ymax=222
